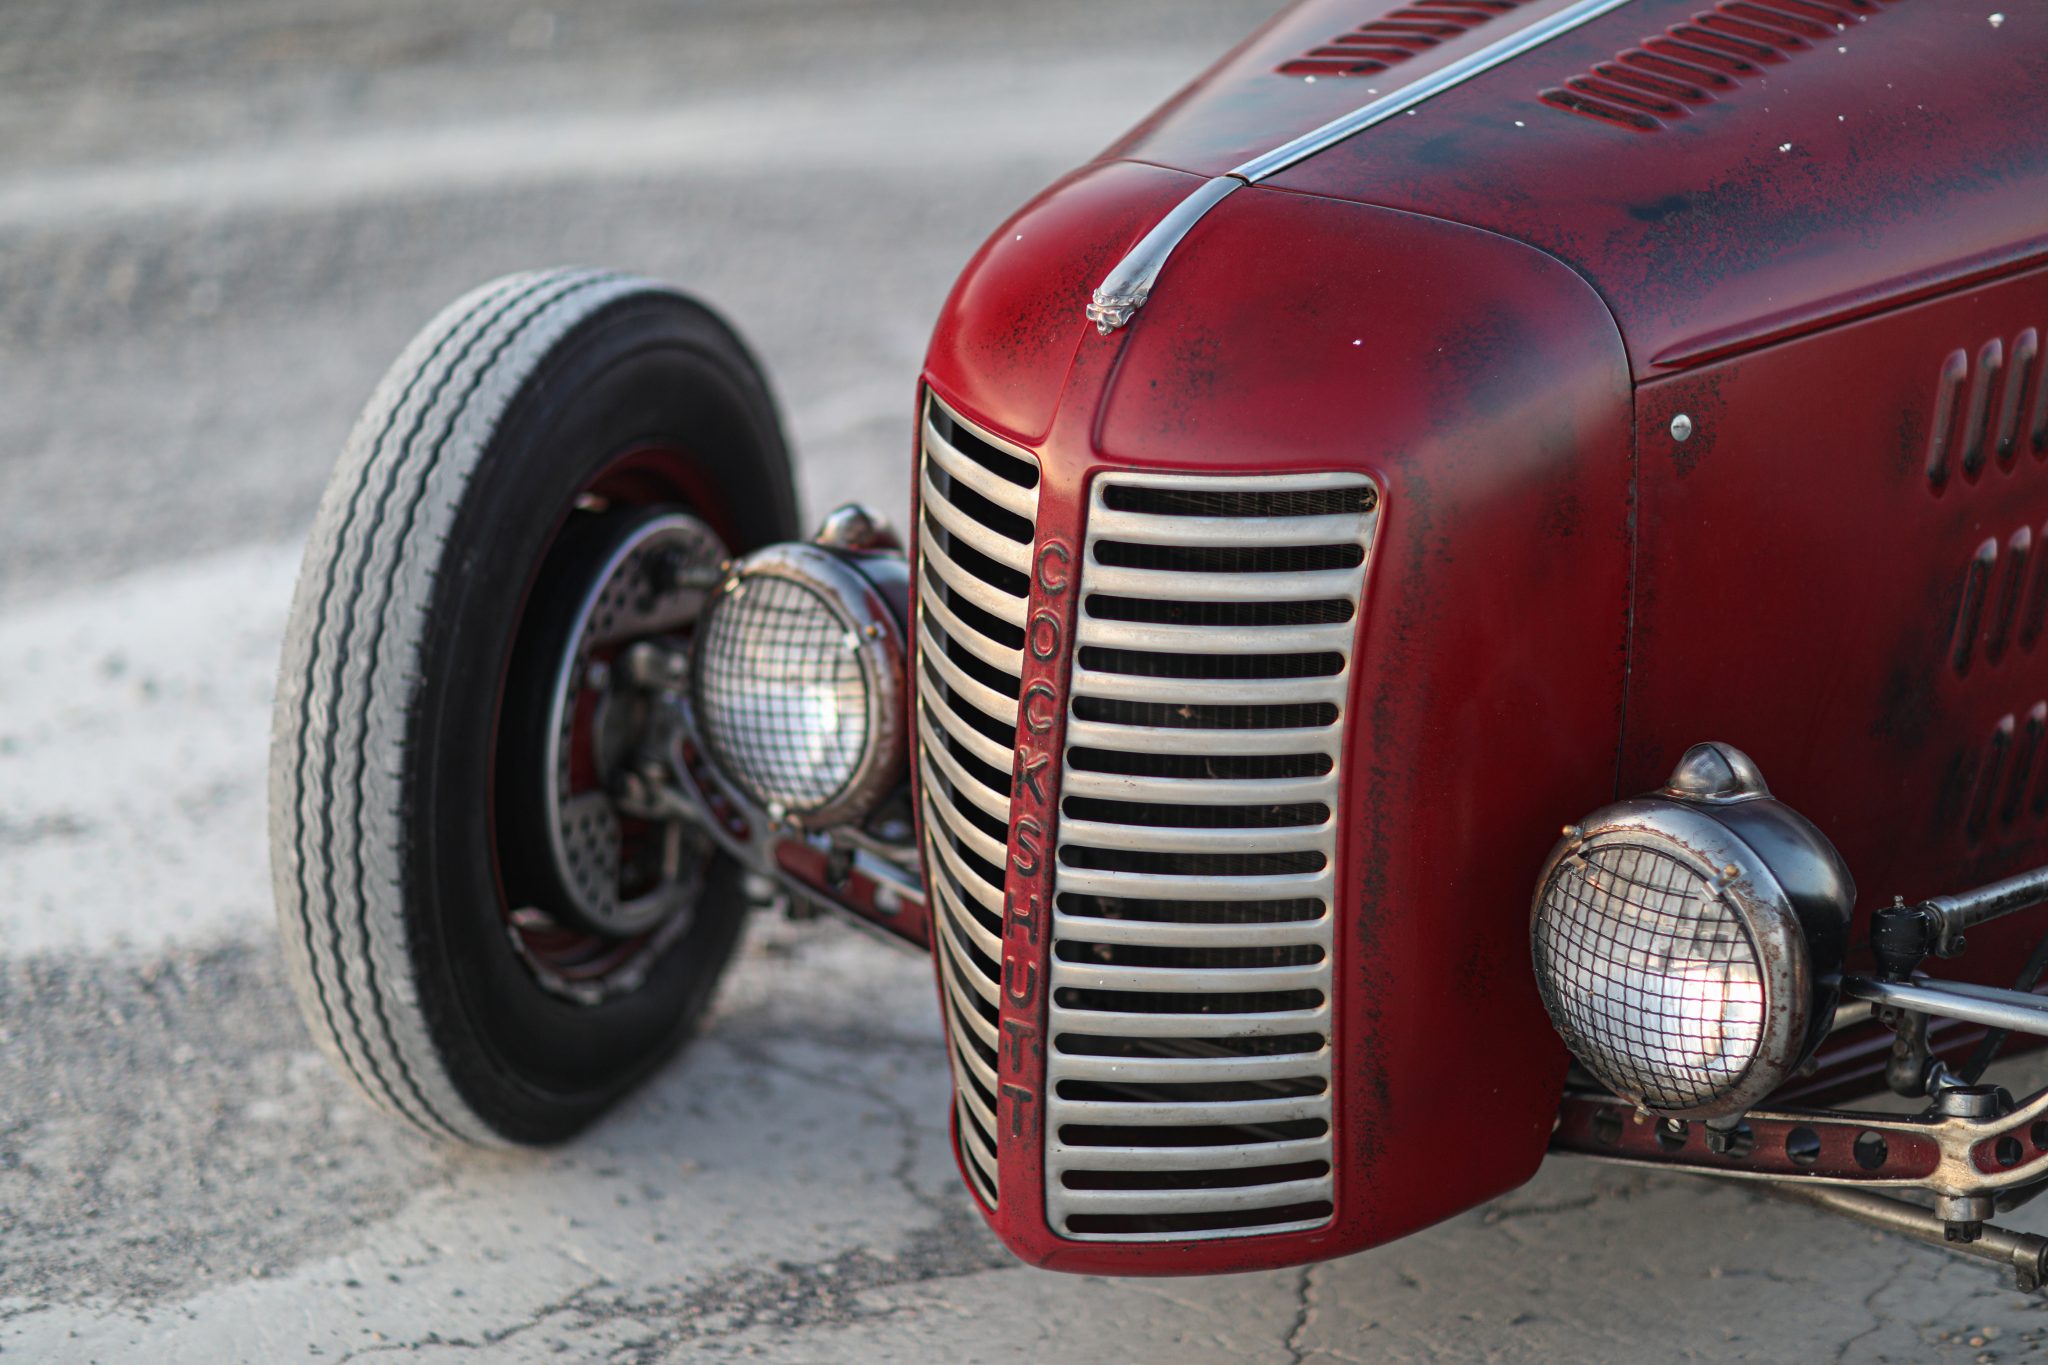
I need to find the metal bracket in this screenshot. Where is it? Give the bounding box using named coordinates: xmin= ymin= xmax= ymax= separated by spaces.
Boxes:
xmin=620 ymin=654 xmax=930 ymax=949
xmin=1554 ymin=1081 xmax=2048 ymax=1210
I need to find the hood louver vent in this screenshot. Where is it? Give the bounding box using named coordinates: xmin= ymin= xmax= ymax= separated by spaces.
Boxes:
xmin=1928 ymin=330 xmax=2046 ymax=492
xmin=1539 ymin=0 xmax=1900 ymax=133
xmin=1278 ymin=0 xmax=1534 ymax=79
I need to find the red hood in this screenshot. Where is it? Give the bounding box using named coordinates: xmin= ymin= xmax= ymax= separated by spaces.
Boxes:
xmin=1099 ymin=0 xmax=2048 ymax=377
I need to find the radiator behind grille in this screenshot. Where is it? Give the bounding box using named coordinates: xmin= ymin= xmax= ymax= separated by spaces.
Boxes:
xmin=914 ymin=395 xmax=1041 ymax=1210
xmin=1047 ymin=471 xmax=1379 ymax=1241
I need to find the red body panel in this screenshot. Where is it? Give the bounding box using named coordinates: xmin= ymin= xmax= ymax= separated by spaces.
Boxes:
xmin=1108 ymin=0 xmax=2048 ymax=379
xmin=925 ymin=161 xmax=1211 ymax=445
xmin=924 ymin=174 xmax=1633 ymax=1271
xmin=906 ymin=0 xmax=2048 ymax=1275
xmin=1626 ymin=262 xmax=2048 ymax=981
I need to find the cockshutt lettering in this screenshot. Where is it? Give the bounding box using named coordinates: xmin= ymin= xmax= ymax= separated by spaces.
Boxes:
xmin=1003 ymin=954 xmax=1037 ymax=1009
xmin=1016 ymin=751 xmax=1050 ymax=805
xmin=1005 ymin=889 xmax=1042 ymax=946
xmin=1022 ymin=681 xmax=1058 ymax=735
xmin=1012 ymin=815 xmax=1045 ymax=876
xmin=1036 ymin=540 xmax=1071 ymax=595
xmin=999 ymin=1081 xmax=1036 ymax=1139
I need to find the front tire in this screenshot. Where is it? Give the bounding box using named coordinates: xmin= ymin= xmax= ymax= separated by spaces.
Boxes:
xmin=270 ymin=268 xmax=799 ymax=1144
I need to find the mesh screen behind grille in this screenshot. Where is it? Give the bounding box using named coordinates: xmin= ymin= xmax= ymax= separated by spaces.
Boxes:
xmin=1083 ymin=594 xmax=1355 ymax=627
xmin=1093 ymin=540 xmax=1365 ymax=575
xmin=1100 ymin=485 xmax=1375 ymax=519
xmin=1064 ymin=797 xmax=1332 ymax=829
xmin=1078 ymin=647 xmax=1345 ymax=680
xmin=1046 ymin=470 xmax=1378 ymax=1242
xmin=1066 ymin=747 xmax=1332 ymax=780
xmin=1059 ymin=893 xmax=1327 ymax=925
xmin=914 ymin=396 xmax=1041 ymax=1211
xmin=1072 ymin=697 xmax=1341 ymax=730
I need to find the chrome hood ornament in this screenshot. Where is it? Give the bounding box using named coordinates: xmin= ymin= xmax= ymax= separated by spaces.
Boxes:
xmin=1086 ymin=176 xmax=1241 ymax=334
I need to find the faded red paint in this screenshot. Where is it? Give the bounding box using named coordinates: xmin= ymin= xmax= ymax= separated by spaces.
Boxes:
xmin=1626 ymin=262 xmax=2048 ymax=1046
xmin=922 ymin=177 xmax=1632 ymax=1273
xmin=900 ymin=0 xmax=2048 ymax=1276
xmin=1108 ymin=0 xmax=2048 ymax=378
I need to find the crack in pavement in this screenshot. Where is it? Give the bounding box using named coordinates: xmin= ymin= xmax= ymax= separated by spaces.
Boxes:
xmin=329 ymin=1277 xmax=608 ymax=1364
xmin=314 ymin=1026 xmax=1016 ymax=1360
xmin=714 ymin=1033 xmax=951 ymax=1219
xmin=0 ymin=940 xmax=451 ymax=1308
xmin=0 ymin=922 xmax=954 ymax=1314
xmin=1479 ymin=1192 xmax=1603 ymax=1226
xmin=326 ymin=1209 xmax=1016 ymax=1363
xmin=1282 ymin=1263 xmax=1314 ymax=1365
xmin=1831 ymin=1250 xmax=1911 ymax=1365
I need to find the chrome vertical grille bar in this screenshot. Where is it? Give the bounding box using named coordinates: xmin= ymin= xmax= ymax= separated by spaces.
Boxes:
xmin=914 ymin=394 xmax=1042 ymax=1210
xmin=1046 ymin=470 xmax=1378 ymax=1242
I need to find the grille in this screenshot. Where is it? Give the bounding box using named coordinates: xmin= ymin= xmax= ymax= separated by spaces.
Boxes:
xmin=1045 ymin=471 xmax=1379 ymax=1241
xmin=914 ymin=394 xmax=1041 ymax=1209
xmin=1533 ymin=841 xmax=1765 ymax=1113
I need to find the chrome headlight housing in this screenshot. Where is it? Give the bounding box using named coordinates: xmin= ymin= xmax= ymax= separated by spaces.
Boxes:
xmin=1531 ymin=743 xmax=1855 ymax=1121
xmin=690 ymin=540 xmax=906 ymax=829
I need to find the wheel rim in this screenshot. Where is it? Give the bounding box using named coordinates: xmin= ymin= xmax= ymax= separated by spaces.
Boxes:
xmin=493 ymin=446 xmax=734 ymax=1005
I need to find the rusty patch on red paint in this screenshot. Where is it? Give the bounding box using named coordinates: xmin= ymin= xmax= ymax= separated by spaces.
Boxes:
xmin=1540 ymin=0 xmax=1904 ymax=134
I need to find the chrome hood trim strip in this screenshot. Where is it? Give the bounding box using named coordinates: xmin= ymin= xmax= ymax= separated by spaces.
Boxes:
xmin=1086 ymin=0 xmax=1640 ymax=335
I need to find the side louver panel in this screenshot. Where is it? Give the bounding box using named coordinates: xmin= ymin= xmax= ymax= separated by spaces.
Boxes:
xmin=914 ymin=395 xmax=1042 ymax=1210
xmin=1046 ymin=471 xmax=1379 ymax=1241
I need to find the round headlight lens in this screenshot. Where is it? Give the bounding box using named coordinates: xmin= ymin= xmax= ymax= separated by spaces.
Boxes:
xmin=690 ymin=545 xmax=904 ymax=827
xmin=1534 ymin=839 xmax=1769 ymax=1115
xmin=1531 ymin=744 xmax=1854 ymax=1123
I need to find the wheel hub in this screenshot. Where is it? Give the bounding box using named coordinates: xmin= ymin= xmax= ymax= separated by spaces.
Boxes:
xmin=536 ymin=508 xmax=726 ymax=939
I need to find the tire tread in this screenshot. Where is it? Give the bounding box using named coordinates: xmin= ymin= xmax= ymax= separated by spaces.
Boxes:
xmin=271 ymin=268 xmax=658 ymax=1143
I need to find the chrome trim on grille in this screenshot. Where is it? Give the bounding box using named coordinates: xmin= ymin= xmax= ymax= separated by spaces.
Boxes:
xmin=1045 ymin=470 xmax=1379 ymax=1242
xmin=914 ymin=394 xmax=1043 ymax=1210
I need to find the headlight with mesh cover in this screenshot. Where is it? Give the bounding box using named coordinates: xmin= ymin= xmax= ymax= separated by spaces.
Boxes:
xmin=1530 ymin=743 xmax=1855 ymax=1122
xmin=690 ymin=541 xmax=906 ymax=830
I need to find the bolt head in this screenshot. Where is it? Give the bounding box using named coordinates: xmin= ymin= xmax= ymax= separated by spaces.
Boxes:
xmin=1670 ymin=413 xmax=1695 ymax=443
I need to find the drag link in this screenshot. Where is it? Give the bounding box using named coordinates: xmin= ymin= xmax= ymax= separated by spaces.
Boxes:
xmin=1760 ymin=1182 xmax=2048 ymax=1292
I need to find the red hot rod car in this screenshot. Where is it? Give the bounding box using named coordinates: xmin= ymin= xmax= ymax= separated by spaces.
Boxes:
xmin=269 ymin=0 xmax=2048 ymax=1285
